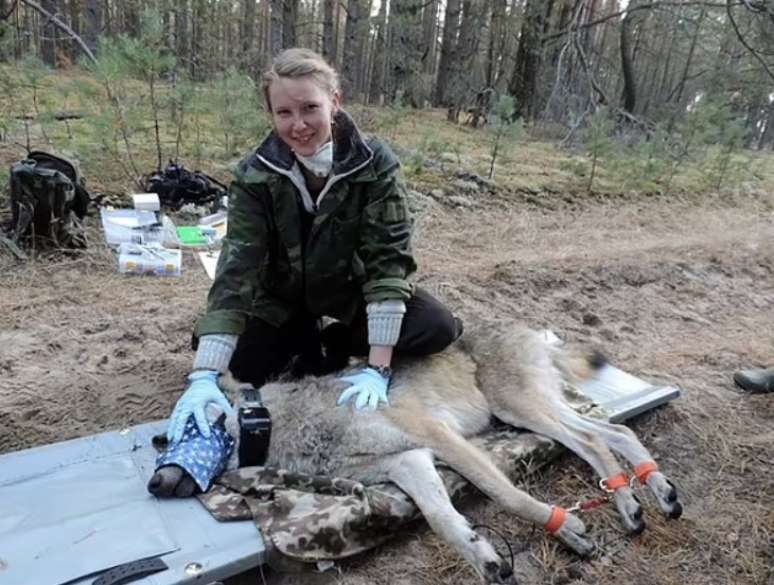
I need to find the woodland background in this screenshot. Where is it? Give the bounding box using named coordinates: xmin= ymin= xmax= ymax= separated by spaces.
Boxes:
xmin=4 ymin=0 xmax=774 ymax=126
xmin=0 ymin=0 xmax=773 ymax=197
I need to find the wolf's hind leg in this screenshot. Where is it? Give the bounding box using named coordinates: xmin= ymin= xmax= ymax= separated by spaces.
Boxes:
xmin=397 ymin=416 xmax=594 ymax=556
xmin=572 ymin=416 xmax=683 ymax=519
xmin=476 ymin=330 xmax=645 ymax=534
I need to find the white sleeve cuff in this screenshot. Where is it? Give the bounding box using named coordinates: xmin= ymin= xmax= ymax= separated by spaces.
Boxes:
xmin=193 ymin=333 xmax=238 ymax=373
xmin=367 ymin=300 xmax=406 ymax=346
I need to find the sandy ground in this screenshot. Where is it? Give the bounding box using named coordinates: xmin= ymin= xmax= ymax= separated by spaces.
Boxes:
xmin=2 ymin=180 xmax=773 ymax=585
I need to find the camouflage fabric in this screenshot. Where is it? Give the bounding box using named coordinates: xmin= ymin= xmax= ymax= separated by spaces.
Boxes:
xmin=197 ymin=386 xmax=607 ymax=566
xmin=195 ymin=110 xmax=417 ymax=338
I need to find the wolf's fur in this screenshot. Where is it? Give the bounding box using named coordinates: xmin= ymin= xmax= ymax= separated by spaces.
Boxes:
xmin=151 ymin=322 xmax=682 ymax=584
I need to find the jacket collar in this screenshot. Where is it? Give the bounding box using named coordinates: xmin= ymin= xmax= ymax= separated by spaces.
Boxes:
xmin=254 ymin=110 xmax=373 ymax=177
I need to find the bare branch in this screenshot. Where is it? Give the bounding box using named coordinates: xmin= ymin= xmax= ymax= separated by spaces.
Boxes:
xmin=726 ymin=0 xmax=774 ymax=82
xmin=574 ymin=31 xmax=610 ymax=107
xmin=543 ymin=40 xmax=571 ymax=118
xmin=0 ymin=0 xmax=18 ymax=21
xmin=19 ymin=0 xmax=96 ymax=64
xmin=544 ymin=1 xmax=744 ymax=42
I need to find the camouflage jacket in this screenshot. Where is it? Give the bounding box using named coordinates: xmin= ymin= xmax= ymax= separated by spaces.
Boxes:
xmin=195 ymin=111 xmax=417 ymax=337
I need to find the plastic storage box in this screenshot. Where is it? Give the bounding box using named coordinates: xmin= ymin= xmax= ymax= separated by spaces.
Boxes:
xmin=118 ymin=243 xmax=182 ymax=276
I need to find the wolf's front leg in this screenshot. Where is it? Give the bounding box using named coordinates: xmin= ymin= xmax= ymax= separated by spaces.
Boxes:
xmin=387 ymin=448 xmax=516 ymax=584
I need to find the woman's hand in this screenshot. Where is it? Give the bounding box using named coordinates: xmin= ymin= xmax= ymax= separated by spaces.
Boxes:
xmin=167 ymin=370 xmax=234 ymax=442
xmin=337 ymin=367 xmax=390 ymax=410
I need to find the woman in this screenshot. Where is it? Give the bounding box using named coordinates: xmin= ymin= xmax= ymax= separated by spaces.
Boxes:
xmin=167 ymin=48 xmax=462 ymax=443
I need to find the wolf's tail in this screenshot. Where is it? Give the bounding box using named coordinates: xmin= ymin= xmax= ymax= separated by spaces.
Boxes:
xmin=550 ymin=344 xmax=607 ymax=383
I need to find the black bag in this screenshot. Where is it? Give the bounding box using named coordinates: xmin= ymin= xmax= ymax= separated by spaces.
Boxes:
xmin=9 ymin=151 xmax=90 ymax=249
xmin=145 ymin=161 xmax=227 ymax=210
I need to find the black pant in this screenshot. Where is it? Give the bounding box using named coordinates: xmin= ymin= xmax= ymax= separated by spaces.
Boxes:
xmin=229 ymin=287 xmax=462 ymax=387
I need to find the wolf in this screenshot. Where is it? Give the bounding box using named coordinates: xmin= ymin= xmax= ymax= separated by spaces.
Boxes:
xmin=149 ymin=321 xmax=683 ymax=583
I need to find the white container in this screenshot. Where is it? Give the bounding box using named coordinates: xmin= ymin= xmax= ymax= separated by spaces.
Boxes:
xmin=118 ymin=243 xmax=182 ymax=276
xmin=101 ymin=209 xmax=179 ymax=248
xmin=198 ymin=211 xmax=228 ymax=243
xmin=132 ymin=193 xmax=161 ymax=211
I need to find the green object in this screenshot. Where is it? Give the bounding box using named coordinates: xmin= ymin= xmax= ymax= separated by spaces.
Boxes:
xmin=177 ymin=226 xmax=208 ymax=246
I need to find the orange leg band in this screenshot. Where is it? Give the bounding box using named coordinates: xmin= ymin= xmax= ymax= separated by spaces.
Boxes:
xmin=634 ymin=461 xmax=659 ymax=484
xmin=544 ymin=506 xmax=567 ymax=534
xmin=601 ymin=472 xmax=630 ymax=492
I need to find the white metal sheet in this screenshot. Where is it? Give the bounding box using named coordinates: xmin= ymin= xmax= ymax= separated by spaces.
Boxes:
xmin=0 ymin=422 xmax=265 ymax=585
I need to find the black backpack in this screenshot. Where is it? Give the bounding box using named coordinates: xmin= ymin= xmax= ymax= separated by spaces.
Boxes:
xmin=145 ymin=161 xmax=227 ymax=210
xmin=9 ymin=151 xmax=91 ymax=249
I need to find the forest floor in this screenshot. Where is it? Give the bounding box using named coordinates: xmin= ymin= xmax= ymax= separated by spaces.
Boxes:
xmin=1 ymin=116 xmax=773 ymax=585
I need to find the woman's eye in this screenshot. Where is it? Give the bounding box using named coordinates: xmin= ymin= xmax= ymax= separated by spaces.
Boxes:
xmin=306 ymin=104 xmax=319 ymax=111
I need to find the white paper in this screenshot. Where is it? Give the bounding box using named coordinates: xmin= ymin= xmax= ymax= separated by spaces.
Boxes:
xmin=198 ymin=250 xmax=221 ymax=280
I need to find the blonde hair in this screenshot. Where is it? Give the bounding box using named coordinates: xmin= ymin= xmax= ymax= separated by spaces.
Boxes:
xmin=262 ymin=48 xmax=340 ymax=111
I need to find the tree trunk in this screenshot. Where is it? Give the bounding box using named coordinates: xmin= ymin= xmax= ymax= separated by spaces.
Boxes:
xmin=223 ymin=3 xmax=234 ymax=67
xmin=270 ymin=0 xmax=284 ymax=54
xmin=66 ymin=0 xmax=80 ymax=62
xmin=757 ymin=102 xmax=774 ymax=150
xmin=123 ymin=1 xmax=141 ymax=38
xmin=456 ymin=0 xmax=483 ymax=85
xmin=342 ymin=0 xmax=367 ymax=100
xmin=261 ymin=0 xmax=270 ymax=65
xmin=282 ymin=0 xmax=296 ymax=48
xmin=241 ymin=0 xmax=257 ymax=72
xmin=322 ymin=0 xmax=336 ymax=61
xmin=103 ymin=0 xmax=114 ymax=37
xmin=508 ymin=0 xmax=546 ymax=119
xmin=434 ymin=0 xmax=461 ymax=106
xmin=190 ymin=0 xmax=206 ymax=79
xmin=0 ymin=0 xmax=9 ymax=60
xmin=41 ymin=0 xmax=57 ymax=66
xmin=175 ymin=0 xmax=189 ymax=70
xmin=83 ymin=0 xmax=102 ymax=54
xmin=421 ymin=0 xmax=438 ymax=75
xmin=590 ymin=0 xmax=614 ymax=80
xmin=619 ymin=4 xmax=637 ymax=115
xmin=486 ymin=0 xmax=507 ymax=88
xmin=494 ymin=0 xmax=520 ymax=89
xmin=655 ymin=9 xmax=678 ymax=105
xmin=673 ymin=5 xmax=705 ymax=105
xmin=388 ymin=0 xmax=426 ymax=106
xmin=368 ymin=0 xmax=387 ymax=103
xmin=359 ymin=0 xmax=374 ymax=95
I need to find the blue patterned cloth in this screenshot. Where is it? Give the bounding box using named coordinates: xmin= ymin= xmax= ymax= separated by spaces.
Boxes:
xmin=155 ymin=418 xmax=235 ymax=492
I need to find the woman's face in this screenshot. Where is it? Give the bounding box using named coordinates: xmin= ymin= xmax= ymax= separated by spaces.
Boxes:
xmin=268 ymin=75 xmax=340 ymax=157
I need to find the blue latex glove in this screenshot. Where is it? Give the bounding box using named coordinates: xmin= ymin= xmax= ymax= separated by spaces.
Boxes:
xmin=337 ymin=367 xmax=390 ymax=410
xmin=167 ymin=370 xmax=234 ymax=443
